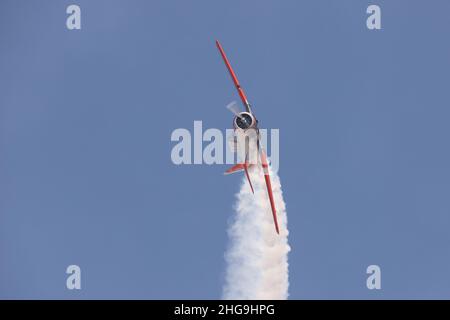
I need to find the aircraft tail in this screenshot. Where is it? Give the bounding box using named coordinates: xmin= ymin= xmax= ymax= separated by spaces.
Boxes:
xmin=225 ymin=163 xmax=254 ymax=193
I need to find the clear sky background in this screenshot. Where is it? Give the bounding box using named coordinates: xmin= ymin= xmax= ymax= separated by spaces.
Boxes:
xmin=1 ymin=0 xmax=450 ymax=299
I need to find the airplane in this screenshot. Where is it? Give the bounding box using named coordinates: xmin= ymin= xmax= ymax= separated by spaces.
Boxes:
xmin=216 ymin=40 xmax=280 ymax=235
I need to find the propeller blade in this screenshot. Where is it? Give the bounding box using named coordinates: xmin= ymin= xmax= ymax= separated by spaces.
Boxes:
xmin=226 ymin=101 xmax=243 ymax=119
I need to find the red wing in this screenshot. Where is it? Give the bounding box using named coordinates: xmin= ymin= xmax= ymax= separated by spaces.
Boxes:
xmin=260 ymin=149 xmax=280 ymax=234
xmin=216 ymin=40 xmax=252 ymax=113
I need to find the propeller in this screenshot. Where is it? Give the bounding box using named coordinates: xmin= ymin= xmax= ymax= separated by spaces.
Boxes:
xmin=226 ymin=101 xmax=244 ymax=119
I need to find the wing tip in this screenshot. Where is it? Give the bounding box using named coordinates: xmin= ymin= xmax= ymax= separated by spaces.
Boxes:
xmin=274 ymin=218 xmax=280 ymax=234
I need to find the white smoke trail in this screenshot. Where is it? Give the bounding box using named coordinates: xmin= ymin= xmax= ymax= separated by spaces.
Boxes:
xmin=222 ymin=165 xmax=290 ymax=300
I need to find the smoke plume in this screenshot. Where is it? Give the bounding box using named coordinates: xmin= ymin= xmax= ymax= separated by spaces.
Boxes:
xmin=223 ymin=166 xmax=290 ymax=299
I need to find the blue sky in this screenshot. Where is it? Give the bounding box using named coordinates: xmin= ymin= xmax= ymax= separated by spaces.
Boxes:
xmin=1 ymin=0 xmax=450 ymax=299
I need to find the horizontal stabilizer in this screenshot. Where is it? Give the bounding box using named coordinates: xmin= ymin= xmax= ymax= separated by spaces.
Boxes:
xmin=224 ymin=164 xmax=245 ymax=175
xmin=224 ymin=163 xmax=254 ymax=194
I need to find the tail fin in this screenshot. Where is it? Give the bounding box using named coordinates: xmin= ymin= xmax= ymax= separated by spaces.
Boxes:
xmin=243 ymin=163 xmax=254 ymax=194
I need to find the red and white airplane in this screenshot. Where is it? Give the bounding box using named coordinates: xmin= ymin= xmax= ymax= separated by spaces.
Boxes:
xmin=216 ymin=40 xmax=280 ymax=235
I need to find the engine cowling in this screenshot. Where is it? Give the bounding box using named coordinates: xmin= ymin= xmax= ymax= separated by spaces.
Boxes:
xmin=234 ymin=112 xmax=257 ymax=131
